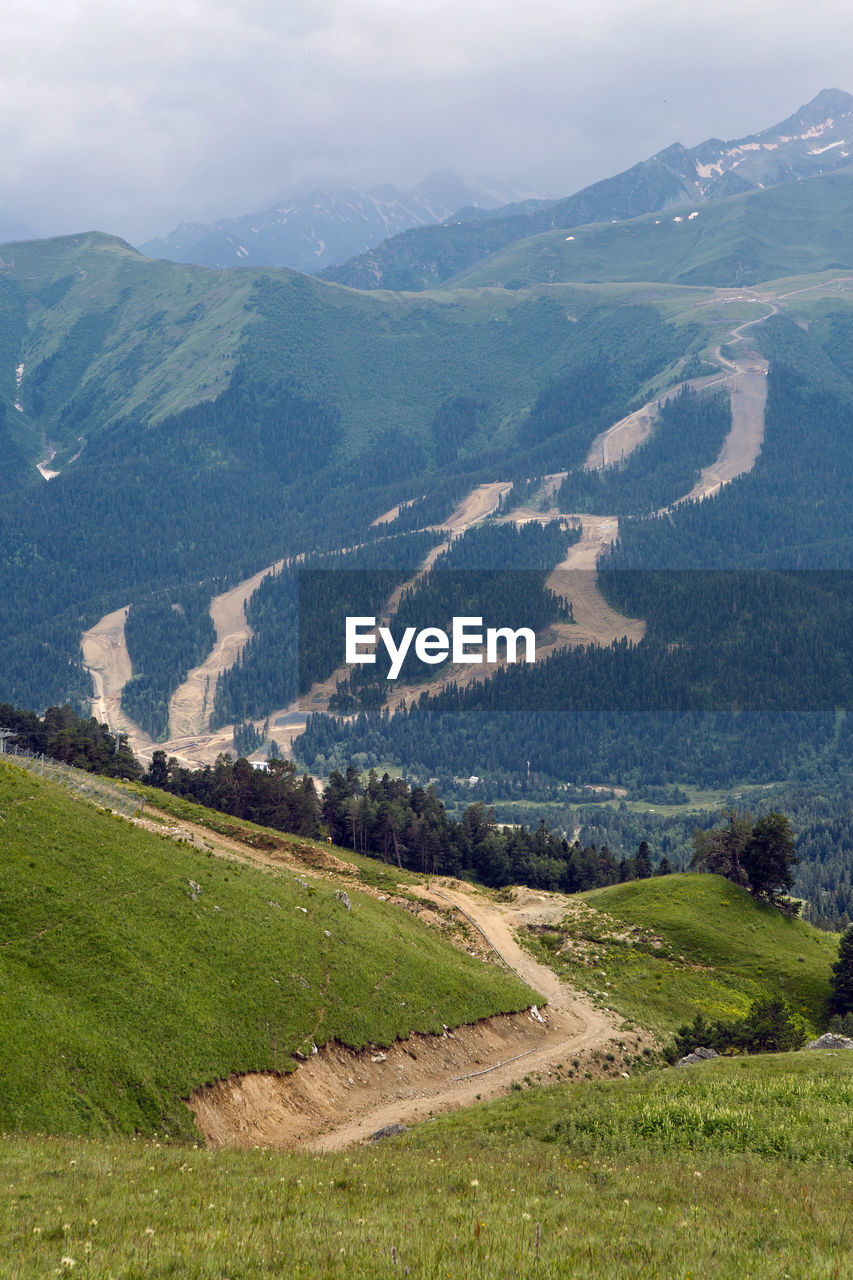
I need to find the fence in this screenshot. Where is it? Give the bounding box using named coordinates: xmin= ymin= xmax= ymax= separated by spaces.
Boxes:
xmin=0 ymin=741 xmax=145 ymax=819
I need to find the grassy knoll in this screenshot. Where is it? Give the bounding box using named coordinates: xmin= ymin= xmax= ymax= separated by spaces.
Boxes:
xmin=522 ymin=874 xmax=836 ymax=1040
xmin=4 ymin=1053 xmax=853 ymax=1278
xmin=0 ymin=763 xmax=534 ymax=1137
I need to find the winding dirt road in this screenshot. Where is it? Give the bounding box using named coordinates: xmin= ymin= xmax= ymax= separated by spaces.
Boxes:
xmin=187 ymin=877 xmax=632 ymax=1152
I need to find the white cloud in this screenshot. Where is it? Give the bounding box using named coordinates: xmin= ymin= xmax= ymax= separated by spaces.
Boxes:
xmin=1 ymin=0 xmax=851 ymax=242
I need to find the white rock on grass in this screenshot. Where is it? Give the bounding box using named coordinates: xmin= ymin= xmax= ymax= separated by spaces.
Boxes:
xmin=806 ymin=1033 xmax=853 ymax=1050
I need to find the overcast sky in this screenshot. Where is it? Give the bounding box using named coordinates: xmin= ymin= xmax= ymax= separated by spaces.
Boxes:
xmin=3 ymin=0 xmax=852 ymax=244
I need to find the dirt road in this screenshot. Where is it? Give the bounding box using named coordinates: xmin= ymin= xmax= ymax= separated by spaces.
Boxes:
xmin=663 ymin=303 xmax=772 ymax=509
xmin=438 ymin=481 xmax=513 ymax=533
xmin=671 ymin=364 xmax=767 ymax=506
xmin=491 ymin=511 xmax=645 ymax=648
xmin=188 ymin=879 xmax=632 ymax=1152
xmin=584 ymin=401 xmax=659 ymax=471
xmin=80 ymin=299 xmax=772 ymax=767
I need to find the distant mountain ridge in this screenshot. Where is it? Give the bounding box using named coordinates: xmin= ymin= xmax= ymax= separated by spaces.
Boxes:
xmin=324 ymin=88 xmax=853 ymax=291
xmin=139 ymin=170 xmax=542 ymax=273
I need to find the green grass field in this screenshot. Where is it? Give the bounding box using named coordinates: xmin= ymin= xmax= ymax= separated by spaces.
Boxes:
xmin=4 ymin=764 xmax=850 ymax=1276
xmin=521 ymin=874 xmax=837 ymax=1040
xmin=0 ymin=763 xmax=534 ymax=1137
xmin=125 ymin=781 xmax=424 ymax=892
xmin=4 ymin=1052 xmax=853 ymax=1278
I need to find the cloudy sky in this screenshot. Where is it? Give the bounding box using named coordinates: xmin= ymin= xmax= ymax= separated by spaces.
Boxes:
xmin=3 ymin=0 xmax=852 ymax=244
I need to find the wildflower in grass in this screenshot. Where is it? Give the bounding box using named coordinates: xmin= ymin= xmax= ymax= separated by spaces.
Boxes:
xmin=60 ymin=1259 xmax=76 ymax=1270
xmin=470 ymin=1179 xmax=479 ymax=1187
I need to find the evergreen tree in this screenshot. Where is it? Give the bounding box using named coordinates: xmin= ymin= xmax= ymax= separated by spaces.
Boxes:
xmin=742 ymin=813 xmax=799 ymax=910
xmin=829 ymin=928 xmax=853 ymax=1017
xmin=635 ymin=840 xmax=653 ymax=879
xmin=691 ymin=810 xmax=751 ymax=886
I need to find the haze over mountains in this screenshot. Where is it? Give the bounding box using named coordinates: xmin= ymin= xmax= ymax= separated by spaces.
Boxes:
xmin=324 ymin=88 xmax=853 ymax=290
xmin=139 ymin=170 xmax=542 ymax=273
xmin=137 ymin=91 xmax=853 ymax=280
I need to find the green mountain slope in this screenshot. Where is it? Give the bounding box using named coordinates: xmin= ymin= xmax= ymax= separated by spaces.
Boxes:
xmin=0 ymin=233 xmax=259 ymax=469
xmin=0 ymin=233 xmax=700 ymax=477
xmin=0 ymin=233 xmax=707 ymax=709
xmin=447 ymin=167 xmax=853 ymax=290
xmin=322 ymin=90 xmax=853 ymax=293
xmin=0 ymin=762 xmax=534 ymax=1136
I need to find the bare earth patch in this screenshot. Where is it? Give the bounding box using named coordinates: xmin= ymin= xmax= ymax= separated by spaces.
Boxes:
xmin=81 ymin=605 xmax=132 ymax=727
xmin=80 ymin=302 xmax=772 ymax=769
xmin=168 ymin=560 xmax=284 ymax=739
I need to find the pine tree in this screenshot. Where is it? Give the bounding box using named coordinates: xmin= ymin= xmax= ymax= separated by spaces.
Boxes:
xmin=829 ymin=928 xmax=853 ymax=1017
xmin=635 ymin=840 xmax=653 ymax=879
xmin=742 ymin=813 xmax=799 ymax=909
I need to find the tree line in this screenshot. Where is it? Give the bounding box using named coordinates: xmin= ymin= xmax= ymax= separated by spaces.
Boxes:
xmin=0 ymin=702 xmax=140 ymax=778
xmin=555 ymin=387 xmax=731 ymax=516
xmin=142 ymin=752 xmax=674 ymax=892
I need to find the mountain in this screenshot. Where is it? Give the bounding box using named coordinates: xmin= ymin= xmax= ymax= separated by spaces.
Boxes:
xmin=0 ymin=98 xmax=851 ymax=810
xmin=324 ymin=88 xmax=853 ymax=291
xmin=138 ymin=170 xmax=542 ymax=273
xmin=0 ymin=227 xmax=699 ymax=710
xmin=446 ymin=166 xmax=853 ymax=290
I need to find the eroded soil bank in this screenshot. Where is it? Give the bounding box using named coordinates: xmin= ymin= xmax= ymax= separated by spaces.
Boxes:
xmin=188 ymin=1004 xmax=651 ymax=1153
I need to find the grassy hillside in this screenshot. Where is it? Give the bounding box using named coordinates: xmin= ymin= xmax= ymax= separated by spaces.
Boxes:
xmin=448 ymin=166 xmax=853 ymax=290
xmin=0 ymin=231 xmax=708 ymax=472
xmin=0 ymin=762 xmax=535 ymax=1137
xmin=4 ymin=1052 xmax=853 ymax=1278
xmin=521 ymin=874 xmax=836 ymax=1039
xmin=0 ymin=233 xmax=259 ymax=466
